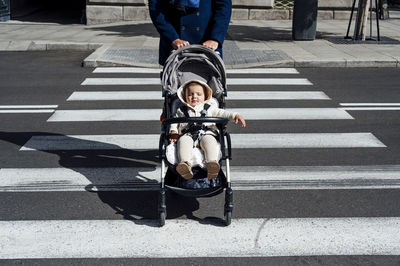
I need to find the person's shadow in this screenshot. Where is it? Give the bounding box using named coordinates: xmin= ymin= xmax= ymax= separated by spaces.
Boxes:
xmin=0 ymin=131 xmax=201 ymax=226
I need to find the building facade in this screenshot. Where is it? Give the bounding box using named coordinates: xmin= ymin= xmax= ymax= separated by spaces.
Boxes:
xmin=2 ymin=0 xmax=354 ymax=25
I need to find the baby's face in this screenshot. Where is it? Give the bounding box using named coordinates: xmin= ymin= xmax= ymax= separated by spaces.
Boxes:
xmin=185 ymin=84 xmax=205 ymax=107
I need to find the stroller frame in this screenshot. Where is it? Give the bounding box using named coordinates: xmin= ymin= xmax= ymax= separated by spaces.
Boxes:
xmin=157 ymin=45 xmax=233 ymax=227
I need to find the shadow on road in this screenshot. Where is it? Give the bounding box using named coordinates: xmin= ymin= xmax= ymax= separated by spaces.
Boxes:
xmin=0 ymin=131 xmax=203 ymax=226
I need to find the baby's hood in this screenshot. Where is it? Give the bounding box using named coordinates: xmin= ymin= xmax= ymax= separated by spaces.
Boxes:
xmin=177 ymin=79 xmax=213 ymax=108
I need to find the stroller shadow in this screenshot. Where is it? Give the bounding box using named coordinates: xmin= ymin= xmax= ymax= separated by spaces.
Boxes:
xmin=0 ymin=131 xmax=208 ymax=226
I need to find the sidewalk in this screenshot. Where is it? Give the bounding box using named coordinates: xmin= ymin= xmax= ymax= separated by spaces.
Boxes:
xmin=1 ymin=17 xmax=400 ymax=68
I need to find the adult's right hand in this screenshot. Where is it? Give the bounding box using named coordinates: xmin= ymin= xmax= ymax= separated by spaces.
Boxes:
xmin=172 ymin=39 xmax=190 ymax=49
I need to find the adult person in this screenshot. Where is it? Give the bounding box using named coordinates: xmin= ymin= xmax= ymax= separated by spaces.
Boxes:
xmin=149 ymin=0 xmax=232 ymax=66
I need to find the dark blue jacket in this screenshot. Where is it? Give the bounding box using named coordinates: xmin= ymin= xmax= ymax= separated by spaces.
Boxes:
xmin=149 ymin=0 xmax=232 ymax=65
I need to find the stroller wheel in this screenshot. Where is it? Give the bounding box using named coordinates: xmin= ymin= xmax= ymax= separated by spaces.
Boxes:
xmin=224 ymin=211 xmax=232 ymax=226
xmin=159 ymin=211 xmax=166 ymax=227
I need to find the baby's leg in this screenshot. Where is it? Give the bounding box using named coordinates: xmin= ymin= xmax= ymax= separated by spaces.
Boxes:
xmin=200 ymin=134 xmax=219 ymax=162
xmin=177 ymin=135 xmax=194 ymax=162
xmin=177 ymin=135 xmax=194 ymax=179
xmin=200 ymin=135 xmax=220 ymax=179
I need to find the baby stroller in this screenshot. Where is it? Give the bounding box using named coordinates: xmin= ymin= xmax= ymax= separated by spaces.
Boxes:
xmin=158 ymin=45 xmax=233 ymax=227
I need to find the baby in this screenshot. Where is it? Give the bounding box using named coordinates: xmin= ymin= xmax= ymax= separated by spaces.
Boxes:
xmin=169 ymin=79 xmax=246 ymax=180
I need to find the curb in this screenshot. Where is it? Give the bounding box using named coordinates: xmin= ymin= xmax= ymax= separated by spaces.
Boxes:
xmin=1 ymin=40 xmax=399 ymax=68
xmin=0 ymin=40 xmax=101 ymax=51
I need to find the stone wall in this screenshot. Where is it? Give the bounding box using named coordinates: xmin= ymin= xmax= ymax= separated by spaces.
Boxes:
xmin=86 ymin=0 xmax=356 ymax=25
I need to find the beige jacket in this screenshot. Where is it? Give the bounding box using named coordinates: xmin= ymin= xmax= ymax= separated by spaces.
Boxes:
xmin=169 ymin=80 xmax=238 ymax=135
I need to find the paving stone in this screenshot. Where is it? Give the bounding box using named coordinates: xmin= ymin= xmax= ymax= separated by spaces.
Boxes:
xmin=123 ymin=6 xmax=150 ymax=21
xmin=86 ymin=5 xmax=123 ymax=25
xmin=318 ymin=10 xmax=334 ymax=20
xmin=88 ymin=0 xmax=146 ymax=4
xmin=319 ymin=0 xmax=353 ymax=8
xmin=249 ymin=9 xmax=290 ymax=20
xmin=334 ymin=10 xmax=353 ymax=20
xmin=232 ymin=9 xmax=249 ymax=20
xmin=232 ymin=0 xmax=274 ymax=8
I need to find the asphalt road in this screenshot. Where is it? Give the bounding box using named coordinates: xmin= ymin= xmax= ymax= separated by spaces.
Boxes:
xmin=0 ymin=51 xmax=400 ymax=265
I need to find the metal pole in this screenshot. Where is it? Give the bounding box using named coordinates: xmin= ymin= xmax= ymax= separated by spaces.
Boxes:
xmin=376 ymin=0 xmax=381 ymax=40
xmin=370 ymin=0 xmax=373 ymax=39
xmin=346 ymin=0 xmax=358 ymax=39
xmin=353 ymin=0 xmax=362 ymax=40
xmin=225 ymin=158 xmax=231 ymax=183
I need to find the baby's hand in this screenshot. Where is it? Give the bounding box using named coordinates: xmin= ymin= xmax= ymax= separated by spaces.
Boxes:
xmin=169 ymin=131 xmax=180 ymax=143
xmin=234 ymin=114 xmax=246 ymax=127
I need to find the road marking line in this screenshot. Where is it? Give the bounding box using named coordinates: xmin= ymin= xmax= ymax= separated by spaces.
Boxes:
xmin=340 ymin=107 xmax=400 ymax=111
xmin=0 ymin=110 xmax=55 ymax=114
xmin=67 ymin=91 xmax=330 ymax=101
xmin=0 ymin=105 xmax=58 ymax=109
xmin=20 ymin=133 xmax=385 ymax=151
xmin=67 ymin=91 xmax=162 ymax=101
xmin=47 ymin=108 xmax=353 ymax=122
xmin=231 ymin=165 xmax=400 ymax=190
xmin=81 ymin=78 xmax=313 ymax=86
xmin=340 ymin=103 xmax=400 ymax=106
xmin=93 ymin=67 xmax=300 ymax=74
xmin=2 ymin=165 xmax=400 ymax=192
xmin=0 ymin=167 xmax=160 ymax=192
xmin=226 ymin=68 xmax=299 ymax=74
xmin=93 ymin=67 xmax=161 ymax=73
xmin=1 ymin=218 xmax=400 ymax=258
xmin=81 ymin=78 xmax=161 ymax=85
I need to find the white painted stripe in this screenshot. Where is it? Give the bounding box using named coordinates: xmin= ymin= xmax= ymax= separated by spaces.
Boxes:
xmin=47 ymin=108 xmax=353 ymax=122
xmin=93 ymin=67 xmax=299 ymax=74
xmin=231 ymin=165 xmax=400 ymax=190
xmin=2 ymin=165 xmax=400 ymax=192
xmin=1 ymin=218 xmax=400 ymax=258
xmin=81 ymin=78 xmax=161 ymax=85
xmin=0 ymin=105 xmax=58 ymax=109
xmin=81 ymin=78 xmax=312 ymax=86
xmin=0 ymin=109 xmax=55 ymax=114
xmin=67 ymin=91 xmax=162 ymax=101
xmin=20 ymin=133 xmax=385 ymax=151
xmin=340 ymin=107 xmax=400 ymax=111
xmin=232 ymin=78 xmax=311 ymax=85
xmin=228 ymin=91 xmax=330 ymax=100
xmin=231 ymin=133 xmax=385 ymax=148
xmin=340 ymin=103 xmax=400 ymax=106
xmin=0 ymin=167 xmax=160 ymax=192
xmin=93 ymin=67 xmax=161 ymax=73
xmin=20 ymin=134 xmax=159 ymax=151
xmin=226 ymin=68 xmax=299 ymax=74
xmin=67 ymin=91 xmax=330 ymax=101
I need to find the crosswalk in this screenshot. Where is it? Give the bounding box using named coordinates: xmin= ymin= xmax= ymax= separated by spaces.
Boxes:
xmin=1 ymin=66 xmax=399 ymax=260
xmin=2 ymin=218 xmax=400 ymax=258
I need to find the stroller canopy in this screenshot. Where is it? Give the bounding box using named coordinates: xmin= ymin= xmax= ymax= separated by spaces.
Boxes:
xmin=161 ymin=45 xmax=227 ymax=99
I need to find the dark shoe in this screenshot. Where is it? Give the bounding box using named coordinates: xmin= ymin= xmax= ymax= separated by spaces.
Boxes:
xmin=176 ymin=161 xmax=193 ymax=180
xmin=206 ymin=160 xmax=220 ymax=179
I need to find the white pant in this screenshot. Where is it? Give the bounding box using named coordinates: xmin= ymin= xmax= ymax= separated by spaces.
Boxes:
xmin=178 ymin=134 xmax=219 ymax=163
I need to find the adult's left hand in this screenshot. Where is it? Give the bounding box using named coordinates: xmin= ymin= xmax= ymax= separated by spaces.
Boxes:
xmin=202 ymin=40 xmax=218 ymax=50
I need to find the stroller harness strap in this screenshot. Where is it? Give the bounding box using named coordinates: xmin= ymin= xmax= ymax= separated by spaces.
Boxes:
xmin=180 ymin=104 xmax=218 ymax=143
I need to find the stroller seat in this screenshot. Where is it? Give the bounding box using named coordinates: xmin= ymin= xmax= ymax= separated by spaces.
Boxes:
xmin=166 ymin=96 xmax=222 ymax=168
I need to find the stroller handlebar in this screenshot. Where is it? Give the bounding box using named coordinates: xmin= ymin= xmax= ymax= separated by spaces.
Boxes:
xmin=162 ymin=117 xmax=228 ymax=126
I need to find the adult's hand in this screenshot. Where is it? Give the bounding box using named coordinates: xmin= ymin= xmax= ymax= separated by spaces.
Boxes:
xmin=172 ymin=39 xmax=190 ymax=49
xmin=202 ymin=40 xmax=219 ymax=50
